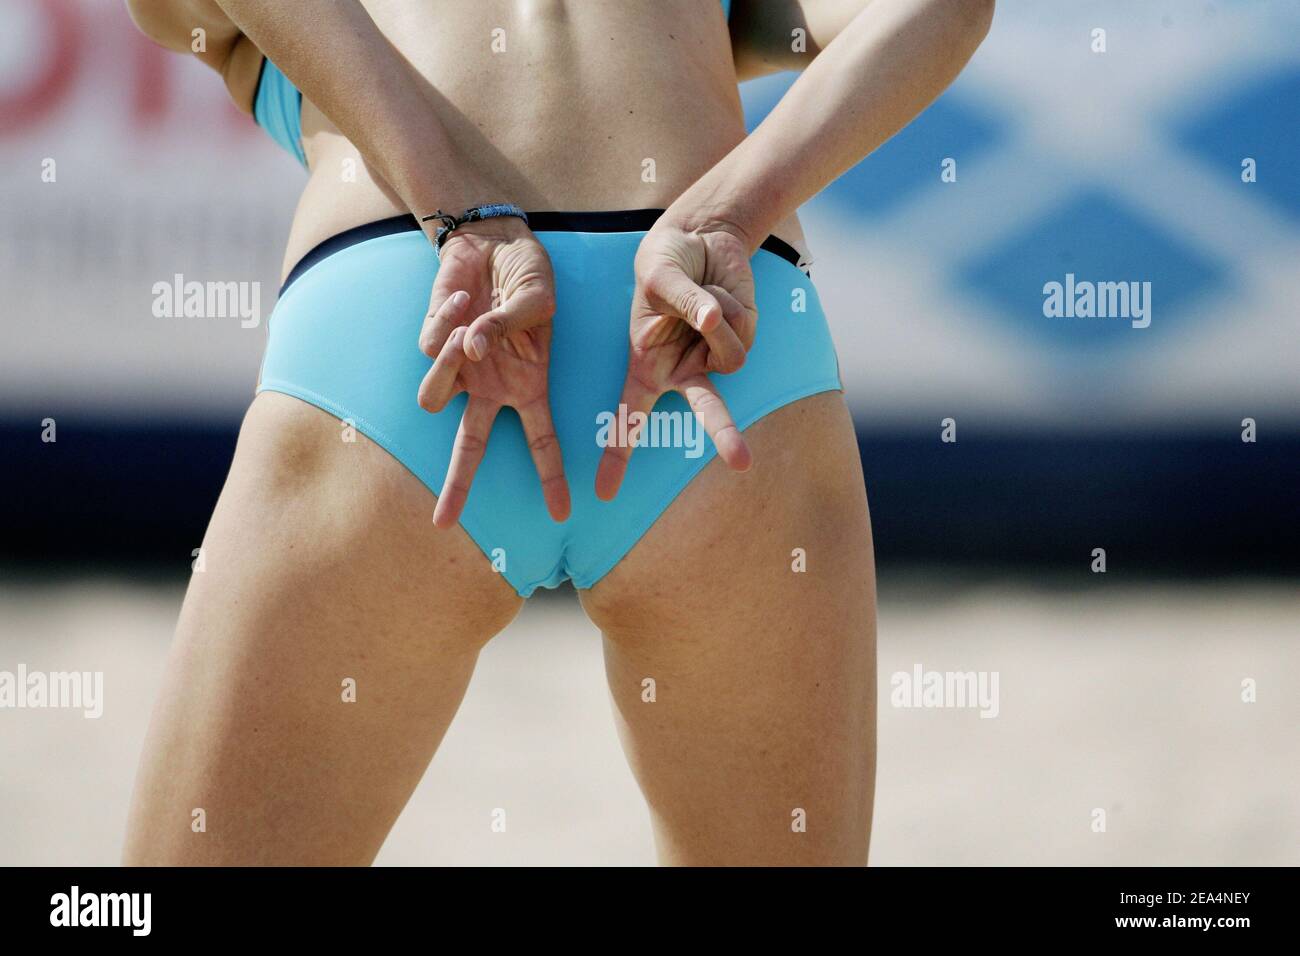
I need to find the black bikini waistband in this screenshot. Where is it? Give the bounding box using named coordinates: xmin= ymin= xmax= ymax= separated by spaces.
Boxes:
xmin=280 ymin=209 xmax=806 ymax=294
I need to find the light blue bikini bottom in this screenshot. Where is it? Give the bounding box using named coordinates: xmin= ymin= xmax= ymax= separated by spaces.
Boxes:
xmin=257 ymin=210 xmax=841 ymax=596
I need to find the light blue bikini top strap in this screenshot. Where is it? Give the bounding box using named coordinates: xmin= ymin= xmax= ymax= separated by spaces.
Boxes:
xmin=721 ymin=0 xmax=732 ymax=19
xmin=252 ymin=57 xmax=307 ymax=168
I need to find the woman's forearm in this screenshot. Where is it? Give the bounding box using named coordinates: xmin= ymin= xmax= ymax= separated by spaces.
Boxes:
xmin=678 ymin=0 xmax=994 ymax=246
xmin=212 ymin=0 xmax=493 ymax=216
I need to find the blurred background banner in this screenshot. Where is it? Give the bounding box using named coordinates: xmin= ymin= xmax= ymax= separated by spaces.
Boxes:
xmin=2 ymin=0 xmax=1297 ymax=568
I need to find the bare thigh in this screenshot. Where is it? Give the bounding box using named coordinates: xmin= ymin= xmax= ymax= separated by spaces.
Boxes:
xmin=122 ymin=392 xmax=521 ymax=865
xmin=582 ymin=392 xmax=877 ymax=866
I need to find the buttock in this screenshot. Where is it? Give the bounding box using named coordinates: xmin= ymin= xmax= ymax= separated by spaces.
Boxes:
xmin=257 ymin=210 xmax=842 ymax=596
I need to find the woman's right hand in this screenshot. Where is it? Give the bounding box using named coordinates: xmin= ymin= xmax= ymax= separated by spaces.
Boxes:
xmin=595 ymin=216 xmax=760 ymax=501
xmin=416 ymin=216 xmax=571 ymax=529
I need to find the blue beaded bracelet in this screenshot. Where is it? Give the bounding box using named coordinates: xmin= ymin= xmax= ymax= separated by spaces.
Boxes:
xmin=420 ymin=203 xmax=530 ymax=256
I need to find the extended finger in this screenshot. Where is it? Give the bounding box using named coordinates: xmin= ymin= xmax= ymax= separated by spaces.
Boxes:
xmin=677 ymin=374 xmax=751 ymax=472
xmin=432 ymin=397 xmax=501 ymax=529
xmin=517 ymin=397 xmax=571 ymax=522
xmin=594 ymin=371 xmax=660 ymax=501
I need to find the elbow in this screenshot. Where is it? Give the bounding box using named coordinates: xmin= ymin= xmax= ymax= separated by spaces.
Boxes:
xmin=926 ymin=0 xmax=994 ymax=68
xmin=123 ymin=0 xmax=158 ymax=39
xmin=956 ymin=0 xmax=995 ymax=50
xmin=123 ymin=0 xmax=179 ymax=49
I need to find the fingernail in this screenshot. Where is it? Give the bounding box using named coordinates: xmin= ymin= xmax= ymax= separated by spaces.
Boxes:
xmin=469 ymin=333 xmax=488 ymax=358
xmin=452 ymin=290 xmax=469 ymax=306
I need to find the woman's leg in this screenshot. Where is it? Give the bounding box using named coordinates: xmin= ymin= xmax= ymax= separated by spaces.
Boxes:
xmin=581 ymin=392 xmax=876 ymax=865
xmin=122 ymin=392 xmax=522 ymax=865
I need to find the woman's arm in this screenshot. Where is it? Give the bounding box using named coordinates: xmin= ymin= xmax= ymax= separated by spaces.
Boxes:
xmin=212 ymin=1 xmax=568 ymax=524
xmin=597 ymin=0 xmax=994 ymax=498
xmin=729 ymin=0 xmax=874 ymax=81
xmin=698 ymin=0 xmax=995 ymax=246
xmin=209 ymin=0 xmax=493 ymax=219
xmin=128 ymin=0 xmax=567 ymax=523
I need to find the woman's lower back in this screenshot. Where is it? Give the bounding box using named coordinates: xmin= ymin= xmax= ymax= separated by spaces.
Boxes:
xmin=266 ymin=0 xmax=805 ymax=276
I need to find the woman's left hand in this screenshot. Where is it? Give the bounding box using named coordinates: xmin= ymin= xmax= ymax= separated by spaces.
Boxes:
xmin=416 ymin=217 xmax=571 ymax=528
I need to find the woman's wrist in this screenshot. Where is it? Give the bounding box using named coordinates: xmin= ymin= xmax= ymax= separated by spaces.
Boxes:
xmin=660 ymin=148 xmax=783 ymax=253
xmin=441 ymin=207 xmax=531 ymax=239
xmin=434 ymin=212 xmax=536 ymax=256
xmin=658 ymin=204 xmax=758 ymax=255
